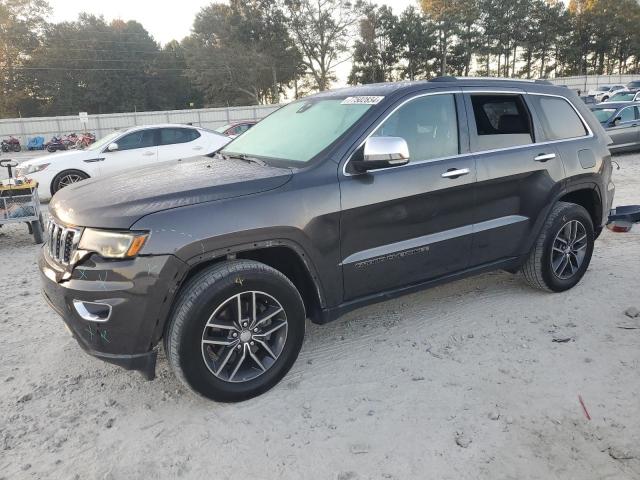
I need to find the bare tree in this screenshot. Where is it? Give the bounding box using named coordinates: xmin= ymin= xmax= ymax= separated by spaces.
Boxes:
xmin=283 ymin=0 xmax=363 ymax=91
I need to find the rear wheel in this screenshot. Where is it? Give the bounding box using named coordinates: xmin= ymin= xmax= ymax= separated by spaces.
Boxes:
xmin=13 ymin=144 xmax=21 ymax=152
xmin=522 ymin=202 xmax=595 ymax=292
xmin=51 ymin=169 xmax=89 ymax=195
xmin=165 ymin=260 xmax=306 ymax=402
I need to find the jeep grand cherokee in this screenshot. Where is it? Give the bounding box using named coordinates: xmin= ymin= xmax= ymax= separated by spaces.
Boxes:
xmin=39 ymin=77 xmax=615 ymax=402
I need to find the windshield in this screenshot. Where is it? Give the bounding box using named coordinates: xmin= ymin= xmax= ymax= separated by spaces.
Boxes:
xmin=590 ymin=108 xmax=616 ymax=123
xmin=221 ymin=99 xmax=374 ymax=163
xmin=86 ymin=131 xmax=123 ymax=151
xmin=215 ymin=124 xmax=231 ymax=133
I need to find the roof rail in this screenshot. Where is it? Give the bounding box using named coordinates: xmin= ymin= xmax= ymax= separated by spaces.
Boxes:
xmin=429 ymin=76 xmax=458 ymax=82
xmin=429 ymin=76 xmax=554 ymax=85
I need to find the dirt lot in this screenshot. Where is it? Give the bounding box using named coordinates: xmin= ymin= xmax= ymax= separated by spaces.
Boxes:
xmin=1 ymin=153 xmax=639 ymax=480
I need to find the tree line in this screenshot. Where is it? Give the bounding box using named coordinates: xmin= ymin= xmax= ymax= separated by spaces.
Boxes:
xmin=1 ymin=0 xmax=640 ymax=118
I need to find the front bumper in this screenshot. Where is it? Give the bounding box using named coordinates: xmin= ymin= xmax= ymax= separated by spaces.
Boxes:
xmin=39 ymin=249 xmax=186 ymax=379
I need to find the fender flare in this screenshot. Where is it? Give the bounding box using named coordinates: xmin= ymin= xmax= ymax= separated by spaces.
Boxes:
xmin=182 ymin=237 xmax=327 ymax=310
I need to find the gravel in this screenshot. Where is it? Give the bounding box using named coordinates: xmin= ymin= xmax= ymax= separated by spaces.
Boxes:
xmin=0 ymin=152 xmax=639 ymax=479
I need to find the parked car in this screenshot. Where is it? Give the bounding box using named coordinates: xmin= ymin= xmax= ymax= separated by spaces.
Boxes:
xmin=215 ymin=121 xmax=257 ymax=138
xmin=587 ymin=85 xmax=626 ymax=102
xmin=626 ymin=80 xmax=640 ymax=89
xmin=605 ymin=90 xmax=640 ymax=103
xmin=590 ymin=102 xmax=640 ymax=152
xmin=17 ymin=124 xmax=230 ymax=200
xmin=40 ymin=78 xmax=614 ymax=402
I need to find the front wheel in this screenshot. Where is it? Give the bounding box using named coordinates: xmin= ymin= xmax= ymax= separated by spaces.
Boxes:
xmin=51 ymin=169 xmax=89 ymax=194
xmin=165 ymin=260 xmax=306 ymax=402
xmin=522 ymin=202 xmax=595 ymax=292
xmin=13 ymin=144 xmax=21 ymax=152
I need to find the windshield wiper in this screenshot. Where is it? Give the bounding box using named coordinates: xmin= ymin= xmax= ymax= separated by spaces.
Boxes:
xmin=220 ymin=152 xmax=267 ymax=166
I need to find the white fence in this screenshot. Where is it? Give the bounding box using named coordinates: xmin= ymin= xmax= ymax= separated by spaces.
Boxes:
xmin=0 ymin=104 xmax=281 ymax=145
xmin=3 ymin=74 xmax=640 ymax=144
xmin=550 ymin=74 xmax=638 ymax=93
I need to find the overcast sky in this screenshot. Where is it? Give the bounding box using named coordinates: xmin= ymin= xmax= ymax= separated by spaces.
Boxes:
xmin=50 ymin=0 xmax=419 ymax=45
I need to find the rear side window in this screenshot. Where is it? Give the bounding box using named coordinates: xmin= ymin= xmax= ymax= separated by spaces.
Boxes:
xmin=534 ymin=96 xmax=588 ymax=140
xmin=160 ymin=128 xmax=200 ymax=145
xmin=470 ymin=95 xmax=533 ymax=151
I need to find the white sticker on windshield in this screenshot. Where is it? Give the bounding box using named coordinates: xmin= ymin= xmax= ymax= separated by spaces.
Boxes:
xmin=341 ymin=96 xmax=384 ymax=105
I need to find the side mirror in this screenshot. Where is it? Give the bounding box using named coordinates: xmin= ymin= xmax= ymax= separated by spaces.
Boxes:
xmin=107 ymin=142 xmax=119 ymax=152
xmin=612 ymin=117 xmax=622 ymax=127
xmin=351 ymin=136 xmax=410 ymax=173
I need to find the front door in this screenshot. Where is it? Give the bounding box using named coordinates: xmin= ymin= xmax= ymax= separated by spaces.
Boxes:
xmin=607 ymin=105 xmax=640 ymax=150
xmin=99 ymin=128 xmax=158 ymax=176
xmin=339 ymin=92 xmax=477 ymax=301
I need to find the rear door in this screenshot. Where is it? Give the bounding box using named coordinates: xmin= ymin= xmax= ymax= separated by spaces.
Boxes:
xmin=463 ymin=89 xmax=565 ymax=266
xmin=606 ymin=105 xmax=639 ymax=149
xmin=98 ymin=128 xmax=158 ymax=176
xmin=339 ymin=91 xmax=477 ymax=300
xmin=157 ymin=127 xmax=207 ymax=162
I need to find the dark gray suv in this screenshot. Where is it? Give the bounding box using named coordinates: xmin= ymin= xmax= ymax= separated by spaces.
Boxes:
xmin=40 ymin=77 xmax=615 ymax=402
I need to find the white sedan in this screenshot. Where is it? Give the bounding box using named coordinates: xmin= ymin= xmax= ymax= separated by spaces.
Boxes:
xmin=16 ymin=124 xmax=230 ymax=200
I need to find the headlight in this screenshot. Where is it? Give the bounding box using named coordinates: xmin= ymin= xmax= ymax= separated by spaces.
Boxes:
xmin=18 ymin=163 xmax=50 ymax=176
xmin=78 ymin=229 xmax=149 ymax=258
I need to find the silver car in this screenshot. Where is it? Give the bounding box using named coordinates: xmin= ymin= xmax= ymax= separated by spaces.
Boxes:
xmin=590 ymin=102 xmax=640 ymax=152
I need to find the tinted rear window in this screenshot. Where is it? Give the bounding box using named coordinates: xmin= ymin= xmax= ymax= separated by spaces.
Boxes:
xmin=534 ymin=96 xmax=588 ymax=140
xmin=160 ymin=128 xmax=200 ymax=145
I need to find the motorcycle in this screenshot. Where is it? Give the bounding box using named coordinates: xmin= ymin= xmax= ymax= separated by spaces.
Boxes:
xmin=1 ymin=136 xmax=21 ymax=152
xmin=76 ymin=132 xmax=96 ymax=148
xmin=45 ymin=136 xmax=67 ymax=153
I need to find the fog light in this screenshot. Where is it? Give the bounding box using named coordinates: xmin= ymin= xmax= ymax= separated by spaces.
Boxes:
xmin=73 ymin=300 xmax=112 ymax=322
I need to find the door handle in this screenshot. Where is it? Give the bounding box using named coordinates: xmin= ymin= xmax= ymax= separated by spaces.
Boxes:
xmin=441 ymin=168 xmax=470 ymax=179
xmin=142 ymin=151 xmax=155 ymax=156
xmin=534 ymin=153 xmax=556 ymax=162
xmin=193 ymin=146 xmax=204 ymax=151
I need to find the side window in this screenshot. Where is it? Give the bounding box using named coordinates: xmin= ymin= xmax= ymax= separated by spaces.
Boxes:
xmin=534 ymin=96 xmax=588 ymax=140
xmin=372 ymin=94 xmax=459 ymax=161
xmin=619 ymin=107 xmax=635 ymax=123
xmin=469 ymin=94 xmax=533 ymax=151
xmin=227 ymin=126 xmax=241 ymax=136
xmin=160 ymin=128 xmax=201 ymax=146
xmin=116 ymin=130 xmax=156 ymax=151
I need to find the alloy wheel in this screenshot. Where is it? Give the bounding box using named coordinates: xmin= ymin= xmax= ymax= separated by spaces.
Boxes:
xmin=57 ymin=173 xmax=84 ymax=189
xmin=201 ymin=291 xmax=288 ymax=383
xmin=551 ymin=220 xmax=588 ymax=280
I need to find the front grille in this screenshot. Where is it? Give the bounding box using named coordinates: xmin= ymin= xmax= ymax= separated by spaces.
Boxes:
xmin=47 ymin=219 xmax=82 ymax=265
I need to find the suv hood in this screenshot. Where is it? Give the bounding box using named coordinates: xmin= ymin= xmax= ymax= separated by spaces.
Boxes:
xmin=50 ymin=156 xmax=292 ymax=228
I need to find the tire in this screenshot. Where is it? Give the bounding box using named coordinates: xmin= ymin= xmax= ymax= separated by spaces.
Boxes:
xmin=13 ymin=144 xmax=21 ymax=152
xmin=602 ymin=96 xmax=609 ymax=102
xmin=522 ymin=201 xmax=595 ymax=292
xmin=31 ymin=220 xmax=44 ymax=244
xmin=47 ymin=145 xmax=56 ymax=153
xmin=165 ymin=260 xmax=306 ymax=402
xmin=51 ymin=169 xmax=89 ymax=194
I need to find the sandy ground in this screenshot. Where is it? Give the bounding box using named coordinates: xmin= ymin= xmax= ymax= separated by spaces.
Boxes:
xmin=1 ymin=153 xmax=639 ymax=480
